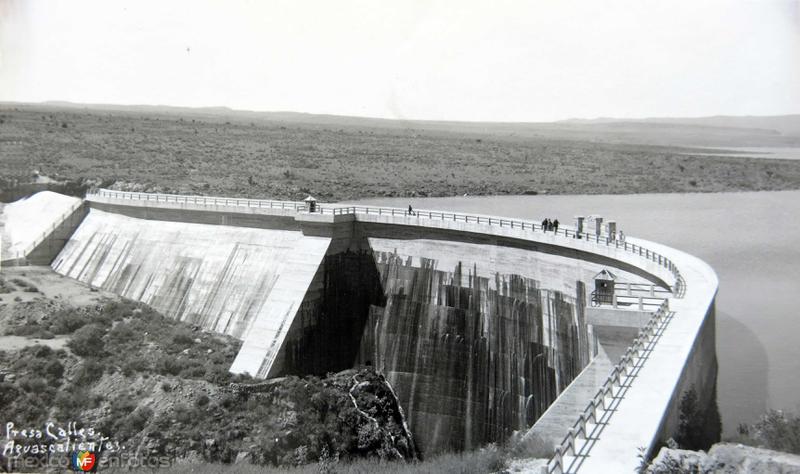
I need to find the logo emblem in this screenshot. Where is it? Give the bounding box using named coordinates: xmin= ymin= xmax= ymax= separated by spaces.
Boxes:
xmin=71 ymin=451 xmax=97 ymax=472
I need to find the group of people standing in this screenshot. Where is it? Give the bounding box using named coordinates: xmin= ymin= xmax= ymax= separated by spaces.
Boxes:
xmin=541 ymin=218 xmax=559 ymax=232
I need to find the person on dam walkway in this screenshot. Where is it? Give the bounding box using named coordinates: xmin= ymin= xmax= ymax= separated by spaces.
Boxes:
xmin=542 ymin=218 xmax=549 ymax=231
xmin=408 ymin=205 xmax=415 ymax=216
xmin=553 ymin=219 xmax=559 ymax=232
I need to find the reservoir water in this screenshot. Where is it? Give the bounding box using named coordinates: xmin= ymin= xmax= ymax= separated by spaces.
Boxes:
xmin=351 ymin=190 xmax=800 ymax=436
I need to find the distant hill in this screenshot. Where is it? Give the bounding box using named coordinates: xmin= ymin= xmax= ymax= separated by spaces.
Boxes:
xmin=3 ymin=100 xmax=799 ymax=148
xmin=560 ymin=115 xmax=800 ymax=137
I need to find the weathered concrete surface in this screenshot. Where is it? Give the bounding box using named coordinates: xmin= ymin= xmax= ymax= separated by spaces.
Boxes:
xmin=357 ymin=250 xmax=595 ymax=455
xmin=363 ymin=235 xmax=652 ymax=297
xmin=52 ymin=209 xmax=313 ymax=340
xmin=229 ymin=235 xmax=331 ymax=378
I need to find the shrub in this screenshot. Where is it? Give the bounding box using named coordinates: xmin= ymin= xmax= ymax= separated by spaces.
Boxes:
xmin=172 ymin=332 xmax=195 ymax=348
xmin=18 ymin=374 xmax=48 ymax=393
xmin=34 ymin=345 xmax=53 ymax=358
xmin=12 ymin=324 xmax=54 ymax=339
xmin=674 ymin=386 xmax=719 ymax=450
xmin=73 ymin=359 xmax=105 ymax=385
xmin=0 ymin=382 xmax=20 ymax=406
xmin=50 ymin=309 xmax=92 ymax=334
xmin=753 ymin=410 xmax=800 ymax=454
xmin=116 ymin=406 xmax=154 ymax=438
xmin=54 ymin=388 xmax=90 ymax=415
xmin=108 ymin=322 xmax=137 ymax=346
xmin=44 ymin=360 xmax=65 ymax=381
xmin=68 ymin=324 xmax=106 ymax=357
xmin=155 ymin=356 xmax=186 ymax=376
xmin=121 ymin=357 xmax=150 ymax=377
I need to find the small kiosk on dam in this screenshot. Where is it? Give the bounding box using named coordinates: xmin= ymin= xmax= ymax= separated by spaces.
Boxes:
xmin=3 ymin=189 xmax=718 ymax=473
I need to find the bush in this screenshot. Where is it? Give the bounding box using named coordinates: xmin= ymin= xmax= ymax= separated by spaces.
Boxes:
xmin=674 ymin=386 xmax=719 ymax=450
xmin=50 ymin=309 xmax=92 ymax=334
xmin=108 ymin=322 xmax=137 ymax=346
xmin=55 ymin=388 xmax=90 ymax=415
xmin=115 ymin=406 xmax=154 ymax=438
xmin=12 ymin=324 xmax=54 ymax=339
xmin=44 ymin=360 xmax=65 ymax=381
xmin=0 ymin=382 xmax=20 ymax=406
xmin=753 ymin=410 xmax=800 ymax=454
xmin=34 ymin=345 xmax=53 ymax=358
xmin=73 ymin=359 xmax=105 ymax=385
xmin=121 ymin=357 xmax=150 ymax=377
xmin=155 ymin=356 xmax=187 ymax=376
xmin=68 ymin=324 xmax=106 ymax=357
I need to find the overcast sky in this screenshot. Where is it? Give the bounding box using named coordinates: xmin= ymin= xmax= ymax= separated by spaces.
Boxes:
xmin=0 ymin=0 xmax=798 ymax=122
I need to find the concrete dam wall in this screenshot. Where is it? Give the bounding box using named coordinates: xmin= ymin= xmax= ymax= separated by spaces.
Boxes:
xmin=52 ymin=208 xmax=329 ymax=339
xmin=34 ymin=190 xmax=716 ymax=467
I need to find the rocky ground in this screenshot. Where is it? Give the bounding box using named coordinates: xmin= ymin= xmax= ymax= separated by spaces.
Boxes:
xmin=648 ymin=443 xmax=800 ymax=473
xmin=0 ymin=267 xmax=419 ymax=472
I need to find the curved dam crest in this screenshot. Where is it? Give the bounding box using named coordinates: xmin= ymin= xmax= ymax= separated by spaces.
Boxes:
xmin=9 ymin=189 xmax=718 ymax=470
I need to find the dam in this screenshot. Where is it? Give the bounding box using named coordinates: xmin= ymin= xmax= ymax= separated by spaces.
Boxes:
xmin=1 ymin=189 xmax=718 ymax=473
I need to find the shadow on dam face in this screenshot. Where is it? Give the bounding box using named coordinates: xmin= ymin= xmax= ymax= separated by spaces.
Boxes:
xmin=280 ymin=250 xmax=387 ymax=375
xmin=273 ymin=248 xmax=596 ymax=456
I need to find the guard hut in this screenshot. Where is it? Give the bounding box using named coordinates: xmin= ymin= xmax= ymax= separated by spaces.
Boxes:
xmin=304 ymin=195 xmax=318 ymax=213
xmin=592 ymin=269 xmax=617 ymax=306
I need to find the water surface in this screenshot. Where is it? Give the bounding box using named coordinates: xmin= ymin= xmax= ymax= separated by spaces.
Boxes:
xmin=688 ymin=146 xmax=800 ymax=160
xmin=351 ymin=190 xmax=800 ymax=436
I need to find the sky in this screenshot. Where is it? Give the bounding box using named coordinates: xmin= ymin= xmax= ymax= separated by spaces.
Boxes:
xmin=0 ymin=0 xmax=798 ymax=122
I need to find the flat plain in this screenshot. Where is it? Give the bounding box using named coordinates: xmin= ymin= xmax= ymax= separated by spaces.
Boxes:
xmin=2 ymin=104 xmax=800 ymax=201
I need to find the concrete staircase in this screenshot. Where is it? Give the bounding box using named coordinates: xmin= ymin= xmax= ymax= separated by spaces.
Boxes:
xmin=522 ymin=342 xmax=618 ymax=448
xmin=230 ymin=236 xmax=332 ymax=378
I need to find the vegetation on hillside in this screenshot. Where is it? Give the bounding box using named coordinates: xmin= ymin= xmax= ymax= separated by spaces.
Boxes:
xmin=2 ymin=105 xmax=800 ymax=202
xmin=0 ymin=278 xmax=421 ymax=472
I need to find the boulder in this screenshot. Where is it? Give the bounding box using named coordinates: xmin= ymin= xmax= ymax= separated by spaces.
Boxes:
xmin=648 ymin=443 xmax=800 ymax=473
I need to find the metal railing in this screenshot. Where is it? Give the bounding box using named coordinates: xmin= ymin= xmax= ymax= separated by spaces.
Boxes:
xmin=543 ymin=299 xmax=672 ymax=474
xmin=88 ymin=189 xmax=685 ymax=297
xmin=591 ymin=291 xmax=666 ymax=311
xmin=89 ymin=188 xmax=307 ymax=212
xmin=324 ymin=206 xmax=684 ymax=297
